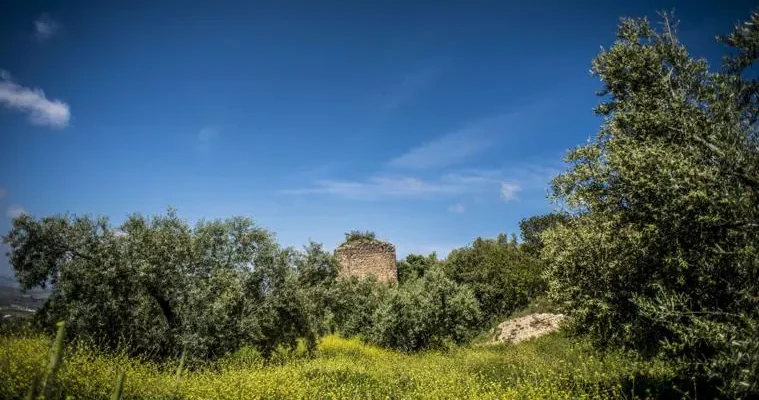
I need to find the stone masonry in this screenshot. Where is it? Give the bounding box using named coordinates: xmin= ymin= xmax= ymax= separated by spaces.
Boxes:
xmin=335 ymin=239 xmax=397 ymax=283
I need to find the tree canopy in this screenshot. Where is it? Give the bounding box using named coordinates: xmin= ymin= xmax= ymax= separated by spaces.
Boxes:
xmin=542 ymin=12 xmax=759 ymax=397
xmin=445 ymin=235 xmax=545 ymax=322
xmin=3 ymin=210 xmax=320 ymax=359
xmin=2 ymin=211 xmax=485 ymax=359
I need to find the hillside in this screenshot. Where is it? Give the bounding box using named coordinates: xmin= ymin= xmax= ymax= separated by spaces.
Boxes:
xmin=0 ymin=277 xmax=48 ymax=319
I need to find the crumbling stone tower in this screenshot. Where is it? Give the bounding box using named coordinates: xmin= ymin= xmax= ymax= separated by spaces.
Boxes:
xmin=335 ymin=239 xmax=397 ymax=283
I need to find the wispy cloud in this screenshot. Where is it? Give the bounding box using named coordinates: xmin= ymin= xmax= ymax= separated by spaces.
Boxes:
xmin=380 ymin=66 xmax=437 ymax=112
xmin=0 ymin=70 xmax=70 ymax=128
xmin=283 ymin=176 xmax=468 ymax=200
xmin=284 ymin=162 xmax=561 ymax=202
xmin=195 ymin=126 xmax=220 ymax=152
xmin=198 ymin=126 xmax=220 ymax=142
xmin=34 ymin=14 xmax=60 ymax=42
xmin=284 ymin=169 xmax=528 ymax=201
xmin=500 ymin=183 xmax=521 ymax=201
xmin=6 ymin=205 xmax=26 ymax=219
xmin=448 ymin=203 xmax=465 ymax=214
xmin=286 ymin=162 xmax=346 ymax=182
xmin=356 ymin=62 xmax=443 ymax=137
xmin=387 ymin=112 xmax=516 ymax=170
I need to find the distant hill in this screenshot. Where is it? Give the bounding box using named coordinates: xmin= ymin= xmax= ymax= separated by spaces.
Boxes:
xmin=0 ymin=275 xmax=49 ymax=318
xmin=0 ymin=275 xmax=19 ymax=289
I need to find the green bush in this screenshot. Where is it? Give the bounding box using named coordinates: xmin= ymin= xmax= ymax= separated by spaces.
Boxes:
xmin=326 ymin=276 xmax=390 ymax=338
xmin=396 ymin=253 xmax=438 ymax=284
xmin=343 ymin=230 xmax=376 ymax=242
xmin=325 ymin=268 xmax=481 ymax=352
xmin=445 ymin=235 xmax=546 ymax=322
xmin=368 ymin=267 xmax=481 ymax=351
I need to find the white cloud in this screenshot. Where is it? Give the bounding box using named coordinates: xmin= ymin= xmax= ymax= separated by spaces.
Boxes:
xmin=6 ymin=205 xmax=26 ymax=219
xmin=500 ymin=182 xmax=521 ymax=201
xmin=448 ymin=203 xmax=465 ymax=214
xmin=198 ymin=126 xmax=220 ymax=142
xmin=387 ymin=112 xmax=515 ymax=170
xmin=284 ymin=161 xmax=560 ymax=202
xmin=381 ymin=67 xmax=437 ymax=112
xmin=0 ymin=72 xmax=70 ymax=128
xmin=283 ymin=176 xmax=466 ymax=199
xmin=282 ymin=170 xmax=506 ymax=200
xmin=0 ymin=187 xmax=6 ymax=200
xmin=195 ymin=126 xmax=221 ymax=152
xmin=34 ymin=14 xmax=60 ymax=41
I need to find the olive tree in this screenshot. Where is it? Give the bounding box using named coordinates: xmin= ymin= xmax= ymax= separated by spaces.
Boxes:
xmin=542 ymin=12 xmax=759 ymax=397
xmin=2 ymin=209 xmax=323 ymax=361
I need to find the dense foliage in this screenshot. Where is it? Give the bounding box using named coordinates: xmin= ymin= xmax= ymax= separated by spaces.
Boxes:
xmin=368 ymin=267 xmax=481 ymax=351
xmin=518 ymin=213 xmax=570 ymax=257
xmin=396 ymin=252 xmax=437 ymax=284
xmin=3 ymin=210 xmax=322 ymax=360
xmin=541 ymin=12 xmax=759 ymax=398
xmin=2 ymin=211 xmax=492 ymax=359
xmin=445 ymin=234 xmax=546 ymax=322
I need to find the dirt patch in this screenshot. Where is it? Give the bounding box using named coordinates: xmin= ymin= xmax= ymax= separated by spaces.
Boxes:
xmin=490 ymin=313 xmax=566 ymax=344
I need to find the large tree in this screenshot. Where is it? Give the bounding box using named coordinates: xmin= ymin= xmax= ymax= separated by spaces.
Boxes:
xmin=518 ymin=213 xmax=570 ymax=256
xmin=2 ymin=209 xmax=324 ymax=360
xmin=542 ymin=11 xmax=759 ymax=397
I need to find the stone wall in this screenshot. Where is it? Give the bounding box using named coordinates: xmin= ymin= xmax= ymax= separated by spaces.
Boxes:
xmin=335 ymin=240 xmax=397 ymax=283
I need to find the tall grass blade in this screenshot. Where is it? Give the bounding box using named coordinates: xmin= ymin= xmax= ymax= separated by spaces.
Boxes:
xmin=41 ymin=321 xmax=66 ymax=399
xmin=173 ymin=346 xmax=187 ymax=397
xmin=175 ymin=347 xmax=186 ymax=382
xmin=110 ymin=371 xmax=126 ymax=400
xmin=24 ymin=373 xmax=41 ymax=400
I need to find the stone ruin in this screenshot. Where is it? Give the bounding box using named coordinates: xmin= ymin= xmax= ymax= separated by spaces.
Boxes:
xmin=335 ymin=239 xmax=397 ymax=283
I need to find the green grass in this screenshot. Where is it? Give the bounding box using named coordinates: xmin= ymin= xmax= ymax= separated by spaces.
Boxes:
xmin=1 ymin=331 xmax=687 ymax=400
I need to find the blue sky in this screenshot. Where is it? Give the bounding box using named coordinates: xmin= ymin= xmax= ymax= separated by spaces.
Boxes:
xmin=0 ymin=0 xmax=755 ymax=277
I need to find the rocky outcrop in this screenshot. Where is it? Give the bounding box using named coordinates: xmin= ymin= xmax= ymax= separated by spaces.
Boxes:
xmin=490 ymin=313 xmax=566 ymax=344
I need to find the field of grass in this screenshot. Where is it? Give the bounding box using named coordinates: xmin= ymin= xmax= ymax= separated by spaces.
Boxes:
xmin=1 ymin=330 xmax=692 ymax=400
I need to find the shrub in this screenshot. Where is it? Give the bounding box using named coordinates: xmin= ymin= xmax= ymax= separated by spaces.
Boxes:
xmin=368 ymin=267 xmax=481 ymax=351
xmin=445 ymin=235 xmax=546 ymax=322
xmin=396 ymin=253 xmax=439 ymax=284
xmin=343 ymin=230 xmax=376 ymax=242
xmin=326 ymin=276 xmax=390 ymax=338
